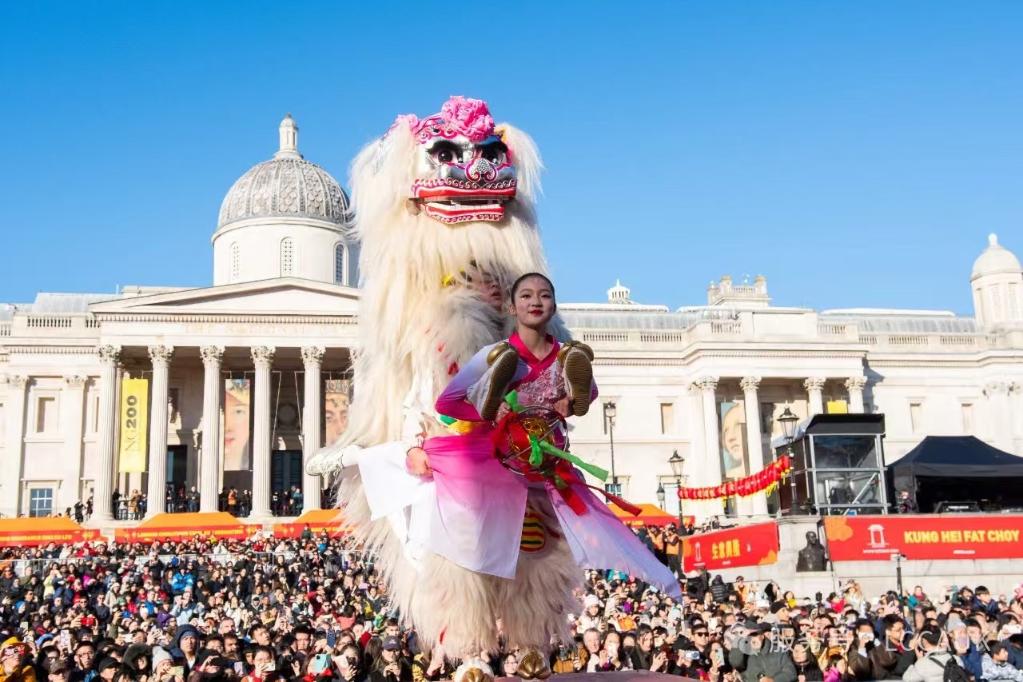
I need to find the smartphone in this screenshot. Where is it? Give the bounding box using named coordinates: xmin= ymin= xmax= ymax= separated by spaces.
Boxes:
xmin=712 ymin=648 xmax=725 ymax=667
xmin=327 ymin=630 xmax=337 ymax=648
xmin=59 ymin=630 xmax=71 ymax=651
xmin=310 ymin=654 xmax=331 ymax=674
xmin=263 ymin=663 xmax=276 ymax=673
xmin=169 ymin=666 xmax=184 ymax=679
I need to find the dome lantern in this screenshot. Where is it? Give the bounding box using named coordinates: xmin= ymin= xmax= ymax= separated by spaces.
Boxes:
xmin=971 ymin=233 xmax=1023 ymax=329
xmin=275 ymin=113 xmax=301 ymax=160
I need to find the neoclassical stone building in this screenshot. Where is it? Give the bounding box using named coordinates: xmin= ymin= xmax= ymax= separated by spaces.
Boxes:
xmin=2 ymin=116 xmax=1021 ymax=523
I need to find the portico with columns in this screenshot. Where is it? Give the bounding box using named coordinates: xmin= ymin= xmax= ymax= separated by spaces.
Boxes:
xmin=76 ymin=279 xmax=361 ymax=522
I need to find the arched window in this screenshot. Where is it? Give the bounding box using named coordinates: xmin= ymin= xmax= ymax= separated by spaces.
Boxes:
xmin=334 ymin=243 xmax=345 ymax=285
xmin=230 ymin=242 xmax=240 ymax=281
xmin=280 ymin=238 xmax=294 ymax=276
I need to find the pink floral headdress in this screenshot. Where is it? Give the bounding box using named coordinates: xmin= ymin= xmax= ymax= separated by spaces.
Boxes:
xmin=396 ymin=96 xmax=496 ymax=144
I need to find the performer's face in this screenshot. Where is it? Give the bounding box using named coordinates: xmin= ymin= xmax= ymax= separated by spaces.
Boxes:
xmin=465 ymin=267 xmax=505 ymax=312
xmin=511 ymin=275 xmax=555 ymax=330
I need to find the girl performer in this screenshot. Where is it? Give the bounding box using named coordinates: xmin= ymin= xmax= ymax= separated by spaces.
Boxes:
xmin=387 ymin=272 xmax=681 ymax=654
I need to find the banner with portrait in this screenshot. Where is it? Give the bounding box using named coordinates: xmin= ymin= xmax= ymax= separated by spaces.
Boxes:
xmin=118 ymin=378 xmax=149 ymax=472
xmin=718 ymin=400 xmax=749 ymax=480
xmin=223 ymin=378 xmax=251 ymax=471
xmin=324 ymin=379 xmax=352 ymax=446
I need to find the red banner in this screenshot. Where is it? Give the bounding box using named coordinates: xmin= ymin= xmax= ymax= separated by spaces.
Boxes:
xmin=682 ymin=521 xmax=780 ymax=572
xmin=824 ymin=515 xmax=1023 ymax=562
xmin=0 ymin=519 xmax=101 ymax=547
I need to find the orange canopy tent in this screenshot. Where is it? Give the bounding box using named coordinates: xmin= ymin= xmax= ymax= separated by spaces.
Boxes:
xmin=0 ymin=517 xmax=101 ymax=547
xmin=114 ymin=512 xmax=256 ymax=543
xmin=608 ymin=503 xmax=694 ymax=528
xmin=273 ymin=509 xmax=346 ymax=539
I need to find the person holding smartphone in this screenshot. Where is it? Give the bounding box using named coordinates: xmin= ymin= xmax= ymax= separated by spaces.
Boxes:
xmin=369 ymin=638 xmax=410 ymax=682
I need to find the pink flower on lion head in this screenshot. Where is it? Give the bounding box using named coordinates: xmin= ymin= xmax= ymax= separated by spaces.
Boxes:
xmin=402 ymin=96 xmax=496 ymax=144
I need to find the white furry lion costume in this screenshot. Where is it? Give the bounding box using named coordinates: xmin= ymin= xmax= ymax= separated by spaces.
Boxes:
xmin=307 ymin=97 xmax=580 ymax=654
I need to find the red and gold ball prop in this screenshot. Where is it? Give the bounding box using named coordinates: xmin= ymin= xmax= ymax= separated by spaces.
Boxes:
xmin=498 ymin=406 xmax=569 ymax=478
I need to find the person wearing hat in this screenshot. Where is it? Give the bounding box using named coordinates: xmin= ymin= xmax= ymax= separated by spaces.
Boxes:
xmin=172 ymin=627 xmax=201 ymax=673
xmin=727 ymin=623 xmax=797 ymax=682
xmin=0 ymin=638 xmax=34 ymax=682
xmin=45 ymin=659 xmax=70 ymax=682
xmin=94 ymin=659 xmax=118 ymax=682
xmin=370 ymin=637 xmax=410 ymax=682
xmin=903 ymin=629 xmax=963 ymax=682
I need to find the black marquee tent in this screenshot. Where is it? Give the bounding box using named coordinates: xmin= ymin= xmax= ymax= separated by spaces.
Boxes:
xmin=890 ymin=436 xmax=1023 ymax=512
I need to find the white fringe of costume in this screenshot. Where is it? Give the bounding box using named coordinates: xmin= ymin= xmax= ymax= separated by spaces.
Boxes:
xmin=307 ymin=107 xmax=580 ymax=655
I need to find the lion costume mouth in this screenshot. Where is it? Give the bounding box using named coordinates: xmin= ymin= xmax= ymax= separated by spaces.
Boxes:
xmin=412 ymin=177 xmax=516 ymax=224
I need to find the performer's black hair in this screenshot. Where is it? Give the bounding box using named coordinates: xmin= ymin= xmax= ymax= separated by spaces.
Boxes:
xmin=510 ymin=272 xmax=556 ymax=299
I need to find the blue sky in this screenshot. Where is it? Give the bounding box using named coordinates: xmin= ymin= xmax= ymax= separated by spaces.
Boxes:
xmin=1 ymin=2 xmax=1021 ymax=314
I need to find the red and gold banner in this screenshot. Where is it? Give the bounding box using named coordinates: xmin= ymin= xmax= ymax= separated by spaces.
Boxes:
xmin=113 ymin=512 xmax=257 ymax=544
xmin=682 ymin=521 xmax=780 ymax=572
xmin=824 ymin=515 xmax=1023 ymax=562
xmin=0 ymin=518 xmax=101 ymax=547
xmin=678 ymin=456 xmax=792 ymax=501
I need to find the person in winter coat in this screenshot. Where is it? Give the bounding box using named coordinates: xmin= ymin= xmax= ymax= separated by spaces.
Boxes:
xmin=728 ymin=623 xmax=797 ymax=682
xmin=0 ymin=638 xmax=36 ymax=682
xmin=902 ymin=630 xmax=961 ymax=682
xmin=981 ymin=643 xmax=1023 ymax=682
xmin=869 ymin=616 xmax=916 ymax=680
xmin=710 ymin=575 xmax=729 ymax=604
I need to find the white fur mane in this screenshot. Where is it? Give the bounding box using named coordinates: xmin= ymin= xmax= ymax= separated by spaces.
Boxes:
xmin=341 ymin=121 xmax=552 ymax=450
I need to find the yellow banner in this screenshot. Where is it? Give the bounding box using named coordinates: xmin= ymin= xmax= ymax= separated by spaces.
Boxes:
xmin=119 ymin=378 xmax=149 ymax=472
xmin=827 ymin=399 xmax=849 ymax=414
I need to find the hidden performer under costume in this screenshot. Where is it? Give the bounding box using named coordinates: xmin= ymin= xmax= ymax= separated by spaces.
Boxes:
xmin=306 ymin=97 xmax=678 ymax=656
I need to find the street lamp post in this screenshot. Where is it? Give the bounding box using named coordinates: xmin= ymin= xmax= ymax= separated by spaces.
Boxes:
xmin=669 ymin=449 xmax=685 ymax=529
xmin=603 ymin=401 xmax=618 ymax=495
xmin=778 ymin=407 xmax=799 ymax=514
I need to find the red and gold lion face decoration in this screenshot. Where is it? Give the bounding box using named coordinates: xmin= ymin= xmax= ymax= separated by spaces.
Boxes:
xmin=397 ymin=96 xmax=520 ymax=224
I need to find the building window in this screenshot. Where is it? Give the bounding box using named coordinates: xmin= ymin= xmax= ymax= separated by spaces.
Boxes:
xmin=280 ymin=238 xmax=294 ymax=276
xmin=35 ymin=396 xmax=58 ymax=433
xmin=230 ymin=242 xmax=240 ymax=281
xmin=961 ymin=403 xmax=974 ymax=434
xmin=909 ymin=401 xmax=923 ymax=433
xmin=334 ymin=243 xmax=346 ymax=285
xmin=29 ymin=488 xmax=54 ymax=518
xmin=660 ymin=403 xmax=674 ymax=435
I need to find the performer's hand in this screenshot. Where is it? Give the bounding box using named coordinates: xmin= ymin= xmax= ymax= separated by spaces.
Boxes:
xmin=405 ymin=447 xmax=432 ymax=478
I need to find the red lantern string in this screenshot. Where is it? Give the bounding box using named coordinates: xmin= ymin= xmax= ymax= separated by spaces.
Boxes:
xmin=676 ymin=457 xmax=793 ymax=501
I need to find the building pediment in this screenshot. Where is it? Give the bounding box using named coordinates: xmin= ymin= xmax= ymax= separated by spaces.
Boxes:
xmin=90 ymin=277 xmax=359 ymax=318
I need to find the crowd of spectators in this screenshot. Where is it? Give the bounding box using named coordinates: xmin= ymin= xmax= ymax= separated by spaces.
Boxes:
xmin=2 ymin=527 xmax=1023 ymax=682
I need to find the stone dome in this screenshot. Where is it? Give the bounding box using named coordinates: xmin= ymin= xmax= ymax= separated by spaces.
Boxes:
xmin=972 ymin=233 xmax=1022 ymax=281
xmin=217 ymin=114 xmax=349 ymax=229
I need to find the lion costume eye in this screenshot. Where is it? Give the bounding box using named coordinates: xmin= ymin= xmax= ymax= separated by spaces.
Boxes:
xmin=479 ymin=142 xmax=508 ymax=165
xmin=429 ymin=141 xmax=462 ymax=164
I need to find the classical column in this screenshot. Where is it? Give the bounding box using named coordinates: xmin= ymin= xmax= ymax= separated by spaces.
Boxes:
xmin=984 ymin=381 xmax=1014 ymax=453
xmin=1 ymin=375 xmax=29 ymax=518
xmin=146 ymin=345 xmax=174 ymax=516
xmin=698 ymin=377 xmax=721 ymax=489
xmin=250 ymin=346 xmax=276 ymax=517
xmin=301 ymin=346 xmax=325 ymax=511
xmin=93 ymin=345 xmax=121 ymax=522
xmin=199 ymin=345 xmax=225 ymax=513
xmin=845 ymin=377 xmax=867 ymax=413
xmin=61 ymin=375 xmax=88 ymax=512
xmin=804 ymin=377 xmax=826 ymax=416
xmin=740 ymin=376 xmax=768 ymax=516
